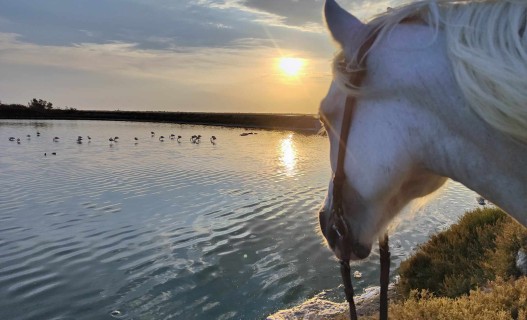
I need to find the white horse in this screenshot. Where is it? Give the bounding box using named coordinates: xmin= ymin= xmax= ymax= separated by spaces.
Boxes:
xmin=319 ymin=0 xmax=527 ymax=262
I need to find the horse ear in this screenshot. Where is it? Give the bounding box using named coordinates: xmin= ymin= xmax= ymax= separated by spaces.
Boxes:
xmin=324 ymin=0 xmax=366 ymax=55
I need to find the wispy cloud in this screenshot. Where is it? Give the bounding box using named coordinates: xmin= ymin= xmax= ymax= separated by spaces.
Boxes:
xmin=0 ymin=0 xmax=405 ymax=113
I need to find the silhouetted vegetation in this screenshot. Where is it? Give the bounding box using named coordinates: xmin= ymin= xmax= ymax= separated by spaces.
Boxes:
xmin=28 ymin=98 xmax=53 ymax=111
xmin=0 ymin=99 xmax=320 ymax=132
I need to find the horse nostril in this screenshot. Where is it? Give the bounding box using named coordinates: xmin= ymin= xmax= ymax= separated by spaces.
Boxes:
xmin=332 ymin=224 xmax=343 ymax=238
xmin=353 ymin=243 xmax=371 ymax=260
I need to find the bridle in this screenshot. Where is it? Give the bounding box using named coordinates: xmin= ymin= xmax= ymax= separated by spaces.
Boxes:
xmin=329 ymin=35 xmax=391 ymax=320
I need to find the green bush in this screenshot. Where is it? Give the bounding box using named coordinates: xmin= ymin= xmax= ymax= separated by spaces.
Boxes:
xmin=396 ymin=207 xmax=527 ymax=298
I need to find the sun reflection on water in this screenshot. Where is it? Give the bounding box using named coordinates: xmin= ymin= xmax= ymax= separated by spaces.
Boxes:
xmin=279 ymin=134 xmax=297 ymax=176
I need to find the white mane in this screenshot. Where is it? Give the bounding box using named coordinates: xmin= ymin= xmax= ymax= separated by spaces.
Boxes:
xmin=334 ymin=0 xmax=527 ymax=142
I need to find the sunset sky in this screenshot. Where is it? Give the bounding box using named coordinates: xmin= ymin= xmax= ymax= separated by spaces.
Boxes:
xmin=0 ymin=0 xmax=399 ymax=114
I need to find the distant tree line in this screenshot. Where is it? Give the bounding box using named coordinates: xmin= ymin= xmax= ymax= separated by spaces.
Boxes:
xmin=0 ymin=98 xmax=320 ymax=131
xmin=0 ymin=98 xmax=78 ymax=115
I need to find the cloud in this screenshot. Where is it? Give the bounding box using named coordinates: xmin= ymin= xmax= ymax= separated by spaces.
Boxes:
xmin=0 ymin=0 xmax=406 ymax=113
xmin=0 ymin=0 xmax=265 ymax=49
xmin=0 ymin=30 xmax=332 ymax=113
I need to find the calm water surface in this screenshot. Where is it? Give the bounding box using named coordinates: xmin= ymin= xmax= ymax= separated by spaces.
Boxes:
xmin=0 ymin=120 xmax=481 ymax=320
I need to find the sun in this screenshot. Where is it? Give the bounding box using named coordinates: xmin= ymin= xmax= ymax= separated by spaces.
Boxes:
xmin=278 ymin=57 xmax=305 ymax=77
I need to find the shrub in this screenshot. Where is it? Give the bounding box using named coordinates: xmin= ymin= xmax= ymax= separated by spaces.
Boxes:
xmin=363 ymin=277 xmax=527 ymax=320
xmin=396 ymin=208 xmax=511 ymax=298
xmin=484 ymin=217 xmax=527 ymax=279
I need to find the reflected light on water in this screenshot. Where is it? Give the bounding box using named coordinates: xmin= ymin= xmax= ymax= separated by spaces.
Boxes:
xmin=279 ymin=134 xmax=297 ymax=176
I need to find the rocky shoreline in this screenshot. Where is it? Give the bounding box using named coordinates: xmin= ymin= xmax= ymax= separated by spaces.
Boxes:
xmin=267 ymin=284 xmax=397 ymax=320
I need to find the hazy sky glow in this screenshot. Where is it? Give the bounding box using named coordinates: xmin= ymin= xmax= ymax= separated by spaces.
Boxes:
xmin=0 ymin=0 xmax=400 ymax=114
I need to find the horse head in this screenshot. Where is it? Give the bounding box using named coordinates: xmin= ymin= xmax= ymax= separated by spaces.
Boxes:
xmin=319 ymin=0 xmax=527 ymax=262
xmin=319 ymin=0 xmax=467 ymax=261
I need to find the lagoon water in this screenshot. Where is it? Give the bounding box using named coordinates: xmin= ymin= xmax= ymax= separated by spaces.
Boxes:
xmin=0 ymin=120 xmax=481 ymax=320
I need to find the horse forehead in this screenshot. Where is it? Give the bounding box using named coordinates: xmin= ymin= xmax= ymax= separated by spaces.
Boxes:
xmin=367 ymin=24 xmax=449 ymax=88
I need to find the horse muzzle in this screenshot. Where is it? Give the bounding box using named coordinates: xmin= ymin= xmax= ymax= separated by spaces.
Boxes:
xmin=319 ymin=207 xmax=372 ymax=261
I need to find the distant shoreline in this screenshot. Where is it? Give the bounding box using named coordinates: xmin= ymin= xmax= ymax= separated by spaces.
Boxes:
xmin=0 ymin=109 xmax=321 ymax=133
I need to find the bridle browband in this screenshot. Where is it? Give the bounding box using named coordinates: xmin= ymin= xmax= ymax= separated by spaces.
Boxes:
xmin=329 ymin=34 xmax=391 ymax=320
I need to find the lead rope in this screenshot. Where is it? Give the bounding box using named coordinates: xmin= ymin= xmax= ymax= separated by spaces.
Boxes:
xmin=339 ymin=236 xmax=390 ymax=320
xmin=379 ymin=234 xmax=390 ymax=320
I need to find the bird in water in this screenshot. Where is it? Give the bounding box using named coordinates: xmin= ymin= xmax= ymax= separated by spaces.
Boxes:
xmin=151 ymin=131 xmax=155 ymax=137
xmin=8 ymin=137 xmax=15 ymax=141
xmin=190 ymin=135 xmax=202 ymax=144
xmin=210 ymin=136 xmax=217 ymax=144
xmin=159 ymin=136 xmax=165 ymax=142
xmin=53 ymin=137 xmax=60 ymax=142
xmin=177 ymin=135 xmax=182 ymax=143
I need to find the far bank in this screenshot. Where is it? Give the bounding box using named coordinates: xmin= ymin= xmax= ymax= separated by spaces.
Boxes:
xmin=0 ymin=105 xmax=321 ymax=133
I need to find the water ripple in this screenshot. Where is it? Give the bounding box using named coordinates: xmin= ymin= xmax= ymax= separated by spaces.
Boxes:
xmin=0 ymin=120 xmax=481 ymax=320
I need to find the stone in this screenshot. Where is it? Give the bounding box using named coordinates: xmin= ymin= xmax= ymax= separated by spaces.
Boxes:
xmin=516 ymin=249 xmax=527 ymax=276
